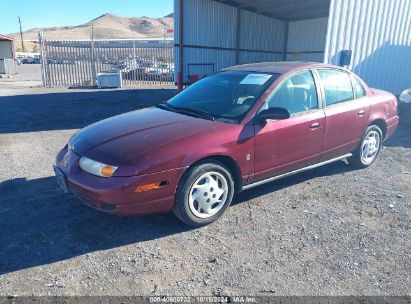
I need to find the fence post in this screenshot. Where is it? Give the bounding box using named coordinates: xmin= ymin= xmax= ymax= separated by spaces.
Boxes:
xmin=38 ymin=31 xmax=47 ymax=87
xmin=90 ymin=27 xmax=97 ymax=86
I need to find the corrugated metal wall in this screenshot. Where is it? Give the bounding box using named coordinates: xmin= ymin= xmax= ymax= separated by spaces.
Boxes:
xmin=174 ymin=0 xmax=237 ymax=82
xmin=239 ymin=9 xmax=286 ymax=63
xmin=179 ymin=0 xmax=237 ymax=48
xmin=287 ymin=17 xmax=328 ymax=62
xmin=174 ymin=0 xmax=287 ymax=83
xmin=325 ymin=0 xmax=411 ymax=94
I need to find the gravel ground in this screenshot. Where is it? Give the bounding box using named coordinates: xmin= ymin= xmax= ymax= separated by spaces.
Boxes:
xmin=0 ymin=64 xmax=42 ymax=90
xmin=0 ymin=66 xmax=410 ymax=297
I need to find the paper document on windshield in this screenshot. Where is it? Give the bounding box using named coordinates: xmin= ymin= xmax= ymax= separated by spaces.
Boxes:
xmin=240 ymin=74 xmax=272 ymax=85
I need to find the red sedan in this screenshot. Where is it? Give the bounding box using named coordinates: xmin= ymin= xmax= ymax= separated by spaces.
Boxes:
xmin=54 ymin=62 xmax=399 ymax=227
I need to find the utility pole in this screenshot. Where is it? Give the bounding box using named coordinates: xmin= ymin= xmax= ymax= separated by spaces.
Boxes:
xmin=18 ymin=16 xmax=25 ymax=52
xmin=163 ymin=27 xmax=166 ymax=62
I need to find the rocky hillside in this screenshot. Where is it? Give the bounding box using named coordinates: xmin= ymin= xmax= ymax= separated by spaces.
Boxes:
xmin=8 ymin=13 xmax=174 ymax=51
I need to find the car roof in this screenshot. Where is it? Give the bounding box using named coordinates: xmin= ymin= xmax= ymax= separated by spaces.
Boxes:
xmin=223 ymin=61 xmax=341 ymax=74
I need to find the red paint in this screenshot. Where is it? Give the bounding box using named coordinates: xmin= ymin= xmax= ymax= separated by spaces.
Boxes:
xmin=55 ymin=62 xmax=399 ymax=216
xmin=188 ymin=74 xmax=201 ymax=83
xmin=0 ymin=34 xmax=14 ymax=41
xmin=254 ymin=110 xmax=326 ymax=180
xmin=177 ymin=72 xmax=183 ymax=92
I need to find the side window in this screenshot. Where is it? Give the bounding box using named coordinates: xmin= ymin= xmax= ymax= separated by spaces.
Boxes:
xmin=318 ymin=69 xmax=354 ymax=106
xmin=264 ymin=70 xmax=318 ymax=115
xmin=351 ymin=76 xmax=367 ymax=99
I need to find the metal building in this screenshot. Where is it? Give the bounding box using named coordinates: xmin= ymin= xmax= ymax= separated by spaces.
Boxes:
xmin=174 ymin=0 xmax=411 ymax=94
xmin=0 ymin=34 xmax=17 ymax=75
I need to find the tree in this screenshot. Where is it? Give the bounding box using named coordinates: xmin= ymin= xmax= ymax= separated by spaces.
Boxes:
xmin=33 ymin=45 xmax=39 ymax=53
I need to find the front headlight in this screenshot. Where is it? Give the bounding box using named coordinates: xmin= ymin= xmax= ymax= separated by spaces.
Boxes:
xmin=79 ymin=156 xmax=118 ymax=178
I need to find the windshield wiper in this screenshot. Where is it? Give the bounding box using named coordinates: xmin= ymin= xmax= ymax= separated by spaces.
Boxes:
xmin=157 ymin=103 xmax=215 ymax=121
xmin=156 ymin=103 xmax=176 ymax=112
xmin=174 ymin=106 xmax=216 ymax=121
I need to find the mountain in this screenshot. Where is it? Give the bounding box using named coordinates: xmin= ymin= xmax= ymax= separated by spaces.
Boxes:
xmin=8 ymin=13 xmax=174 ymax=52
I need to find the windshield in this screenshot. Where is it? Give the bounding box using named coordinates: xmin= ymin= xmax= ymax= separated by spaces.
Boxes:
xmin=165 ymin=70 xmax=279 ymax=123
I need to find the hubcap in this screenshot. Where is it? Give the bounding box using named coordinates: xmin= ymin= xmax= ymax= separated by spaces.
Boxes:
xmin=188 ymin=171 xmax=228 ymax=219
xmin=361 ymin=130 xmax=380 ymax=164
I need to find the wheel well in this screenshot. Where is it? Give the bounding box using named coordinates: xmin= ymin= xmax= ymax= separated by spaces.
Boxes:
xmin=189 ymin=155 xmax=243 ymax=193
xmin=369 ymin=119 xmax=387 ymax=138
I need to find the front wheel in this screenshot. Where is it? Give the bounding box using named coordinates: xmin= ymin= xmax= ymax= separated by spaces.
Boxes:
xmin=348 ymin=125 xmax=383 ymax=168
xmin=172 ymin=160 xmax=234 ymax=227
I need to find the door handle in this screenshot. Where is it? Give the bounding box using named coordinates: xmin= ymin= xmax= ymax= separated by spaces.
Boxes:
xmin=357 ymin=110 xmax=366 ymax=116
xmin=310 ymin=122 xmax=320 ymax=129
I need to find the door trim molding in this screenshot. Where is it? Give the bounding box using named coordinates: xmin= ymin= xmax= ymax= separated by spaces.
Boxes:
xmin=242 ymin=153 xmax=352 ymax=191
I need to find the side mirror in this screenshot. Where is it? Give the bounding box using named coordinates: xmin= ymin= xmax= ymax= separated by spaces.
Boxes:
xmin=257 ymin=107 xmax=290 ymax=123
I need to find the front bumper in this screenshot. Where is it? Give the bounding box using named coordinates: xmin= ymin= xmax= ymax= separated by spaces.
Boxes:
xmin=55 ymin=146 xmax=186 ymax=216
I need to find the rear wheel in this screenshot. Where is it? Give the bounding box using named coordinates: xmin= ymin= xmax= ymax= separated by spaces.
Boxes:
xmin=173 ymin=160 xmax=234 ymax=227
xmin=348 ymin=125 xmax=383 ymax=168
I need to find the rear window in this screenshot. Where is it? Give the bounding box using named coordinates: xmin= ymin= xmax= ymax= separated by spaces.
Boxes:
xmin=351 ymin=76 xmax=367 ymax=99
xmin=318 ymin=69 xmax=354 ymax=106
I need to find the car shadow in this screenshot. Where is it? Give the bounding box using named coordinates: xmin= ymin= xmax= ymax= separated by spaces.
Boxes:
xmin=0 ymin=176 xmax=191 ymax=275
xmin=0 ymin=88 xmax=177 ymax=134
xmin=0 ymin=160 xmax=354 ymax=275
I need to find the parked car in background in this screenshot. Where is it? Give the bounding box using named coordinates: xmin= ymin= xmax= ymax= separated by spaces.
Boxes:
xmin=122 ymin=67 xmax=147 ymax=80
xmin=144 ymin=62 xmax=174 ymax=81
xmin=16 ymin=55 xmax=25 ymax=65
xmin=122 ymin=61 xmax=174 ymax=82
xmin=21 ymin=57 xmax=35 ymax=64
xmin=17 ymin=54 xmax=41 ymax=64
xmin=399 ymin=89 xmax=411 ymax=125
xmin=55 ymin=62 xmax=399 ymax=227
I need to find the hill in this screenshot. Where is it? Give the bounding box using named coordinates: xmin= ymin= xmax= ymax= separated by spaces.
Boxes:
xmin=8 ymin=13 xmax=174 ymax=52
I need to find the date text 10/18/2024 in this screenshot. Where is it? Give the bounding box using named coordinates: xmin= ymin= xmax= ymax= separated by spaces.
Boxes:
xmin=149 ymin=296 xmax=257 ymax=303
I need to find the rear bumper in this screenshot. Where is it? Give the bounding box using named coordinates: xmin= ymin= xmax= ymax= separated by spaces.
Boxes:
xmin=385 ymin=115 xmax=399 ymax=140
xmin=55 ymin=146 xmax=185 ymax=216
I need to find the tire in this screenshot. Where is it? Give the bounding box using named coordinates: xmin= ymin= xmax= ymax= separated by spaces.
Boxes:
xmin=348 ymin=125 xmax=383 ymax=168
xmin=172 ymin=160 xmax=235 ymax=227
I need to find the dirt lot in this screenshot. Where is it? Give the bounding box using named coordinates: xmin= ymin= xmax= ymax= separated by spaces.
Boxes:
xmin=0 ymin=66 xmax=410 ymax=297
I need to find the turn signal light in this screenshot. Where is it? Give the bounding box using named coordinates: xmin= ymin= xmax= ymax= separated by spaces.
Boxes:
xmin=135 ymin=182 xmax=161 ymax=192
xmin=101 ymin=165 xmax=115 ymax=177
xmin=135 ymin=181 xmax=169 ymax=192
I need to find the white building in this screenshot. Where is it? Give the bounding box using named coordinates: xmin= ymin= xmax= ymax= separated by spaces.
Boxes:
xmin=174 ymin=0 xmax=411 ymax=94
xmin=0 ymin=34 xmax=17 ymax=75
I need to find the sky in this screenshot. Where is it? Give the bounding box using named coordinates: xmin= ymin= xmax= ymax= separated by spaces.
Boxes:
xmin=0 ymin=0 xmax=173 ymax=34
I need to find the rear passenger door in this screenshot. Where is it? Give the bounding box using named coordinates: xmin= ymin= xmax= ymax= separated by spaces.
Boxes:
xmin=253 ymin=70 xmax=325 ymax=181
xmin=316 ymin=69 xmax=370 ymax=161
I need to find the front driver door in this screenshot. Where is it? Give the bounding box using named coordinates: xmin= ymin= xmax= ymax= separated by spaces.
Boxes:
xmin=253 ymin=70 xmax=325 ymax=182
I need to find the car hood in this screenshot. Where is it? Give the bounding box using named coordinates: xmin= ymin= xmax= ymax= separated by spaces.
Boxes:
xmin=70 ymin=107 xmax=227 ymax=174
